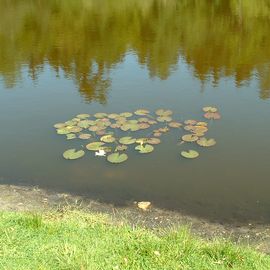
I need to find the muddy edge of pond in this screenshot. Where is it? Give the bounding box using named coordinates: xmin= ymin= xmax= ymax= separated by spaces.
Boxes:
xmin=0 ymin=184 xmax=270 ymax=253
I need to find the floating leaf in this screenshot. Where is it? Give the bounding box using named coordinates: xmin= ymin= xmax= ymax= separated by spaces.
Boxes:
xmin=139 ymin=123 xmax=150 ymax=129
xmin=184 ymin=125 xmax=194 ymax=131
xmin=89 ymin=125 xmax=102 ymax=132
xmin=77 ymin=114 xmax=90 ymax=119
xmin=204 ymin=112 xmax=221 ymax=120
xmin=153 ymin=132 xmax=162 ymax=137
xmin=135 ymin=144 xmax=154 ymax=154
xmin=182 ymin=134 xmax=199 ymax=142
xmin=65 ymin=120 xmax=77 ymax=126
xmin=86 ymin=142 xmax=105 ymax=151
xmin=68 ymin=126 xmax=83 ymax=133
xmin=78 ymin=120 xmax=91 ymax=129
xmin=197 ymin=138 xmax=216 ymax=147
xmin=63 ymin=149 xmax=85 ymax=160
xmin=203 ymin=106 xmax=218 ymax=113
xmin=158 ymin=127 xmax=169 ymax=133
xmin=136 ymin=138 xmax=149 ymax=144
xmin=57 ymin=128 xmax=71 ymax=135
xmin=107 ymin=152 xmax=128 ymax=163
xmin=100 ymin=135 xmax=116 ymax=143
xmin=191 ymin=125 xmax=208 ymax=133
xmin=148 ymin=120 xmax=157 ymax=125
xmin=197 ymin=121 xmax=208 ymax=127
xmin=168 ymin=122 xmax=182 ymax=128
xmin=119 ymin=137 xmax=136 ymax=145
xmin=54 ymin=123 xmax=66 ymax=129
xmin=66 ymin=134 xmax=76 ymax=140
xmin=157 ymin=116 xmax=172 ymax=122
xmin=79 ymin=134 xmax=91 ymax=140
xmin=147 ymin=138 xmax=161 ymax=145
xmin=155 ymin=109 xmax=172 ymax=116
xmin=108 ymin=113 xmax=119 ymax=119
xmin=110 ymin=123 xmax=121 ymax=129
xmin=181 ymin=150 xmax=199 ymax=159
xmin=120 ymin=112 xmax=133 ymax=118
xmin=184 ymin=120 xmax=197 ymax=125
xmin=115 ymin=145 xmax=128 ymax=151
xmin=134 ymin=109 xmax=150 ymax=116
xmin=138 ymin=117 xmax=150 ymax=123
xmin=96 ymin=130 xmax=106 ymax=136
xmin=94 ymin=112 xmax=107 ymax=118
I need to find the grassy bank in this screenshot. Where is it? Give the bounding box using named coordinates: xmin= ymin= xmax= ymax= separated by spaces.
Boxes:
xmin=0 ymin=210 xmax=269 ymax=270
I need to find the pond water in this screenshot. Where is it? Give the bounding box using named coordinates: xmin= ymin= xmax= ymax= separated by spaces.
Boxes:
xmin=0 ymin=0 xmax=270 ymax=223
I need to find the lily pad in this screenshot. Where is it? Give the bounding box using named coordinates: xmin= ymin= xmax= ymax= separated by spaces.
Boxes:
xmin=197 ymin=138 xmax=216 ymax=147
xmin=155 ymin=109 xmax=173 ymax=116
xmin=86 ymin=142 xmax=105 ymax=151
xmin=184 ymin=120 xmax=197 ymax=125
xmin=204 ymin=112 xmax=221 ymax=120
xmin=139 ymin=123 xmax=150 ymax=129
xmin=63 ymin=149 xmax=85 ymax=160
xmin=66 ymin=134 xmax=76 ymax=140
xmin=182 ymin=134 xmax=199 ymax=142
xmin=107 ymin=152 xmax=128 ymax=164
xmin=108 ymin=113 xmax=119 ymax=119
xmin=135 ymin=144 xmax=154 ymax=154
xmin=54 ymin=123 xmax=66 ymax=129
xmin=78 ymin=133 xmax=92 ymax=140
xmin=115 ymin=145 xmax=128 ymax=151
xmin=153 ymin=132 xmax=162 ymax=137
xmin=203 ymin=106 xmax=218 ymax=113
xmin=168 ymin=122 xmax=182 ymax=128
xmin=68 ymin=126 xmax=83 ymax=133
xmin=119 ymin=137 xmax=136 ymax=145
xmin=134 ymin=109 xmax=150 ymax=116
xmin=136 ymin=138 xmax=149 ymax=144
xmin=147 ymin=138 xmax=161 ymax=145
xmin=57 ymin=128 xmax=71 ymax=135
xmin=120 ymin=112 xmax=133 ymax=118
xmin=181 ymin=150 xmax=199 ymax=159
xmin=100 ymin=135 xmax=116 ymax=143
xmin=157 ymin=116 xmax=172 ymax=122
xmin=77 ymin=114 xmax=90 ymax=119
xmin=94 ymin=113 xmax=107 ymax=118
xmin=78 ymin=120 xmax=91 ymax=129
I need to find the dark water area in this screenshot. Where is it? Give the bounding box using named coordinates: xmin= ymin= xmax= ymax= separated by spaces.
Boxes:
xmin=0 ymin=0 xmax=270 ymax=223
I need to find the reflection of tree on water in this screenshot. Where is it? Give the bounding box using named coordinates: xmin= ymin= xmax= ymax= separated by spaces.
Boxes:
xmin=0 ymin=0 xmax=270 ymax=101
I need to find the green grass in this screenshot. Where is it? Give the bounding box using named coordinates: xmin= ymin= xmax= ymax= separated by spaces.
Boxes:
xmin=0 ymin=210 xmax=269 ymax=270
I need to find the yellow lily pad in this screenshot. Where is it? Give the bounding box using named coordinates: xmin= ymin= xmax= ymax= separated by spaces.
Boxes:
xmin=135 ymin=144 xmax=154 ymax=153
xmin=181 ymin=150 xmax=199 ymax=159
xmin=197 ymin=138 xmax=216 ymax=147
xmin=182 ymin=134 xmax=199 ymax=142
xmin=86 ymin=142 xmax=105 ymax=151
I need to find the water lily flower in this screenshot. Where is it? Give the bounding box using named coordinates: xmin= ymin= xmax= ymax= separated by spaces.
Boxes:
xmin=95 ymin=149 xmax=106 ymax=156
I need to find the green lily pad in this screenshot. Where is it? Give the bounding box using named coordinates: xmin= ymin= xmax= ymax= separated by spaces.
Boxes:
xmin=65 ymin=120 xmax=77 ymax=126
xmin=119 ymin=137 xmax=136 ymax=145
xmin=78 ymin=120 xmax=91 ymax=129
xmin=115 ymin=145 xmax=128 ymax=151
xmin=181 ymin=150 xmax=199 ymax=159
xmin=134 ymin=109 xmax=150 ymax=116
xmin=77 ymin=114 xmax=90 ymax=119
xmin=78 ymin=133 xmax=92 ymax=140
xmin=120 ymin=112 xmax=133 ymax=118
xmin=139 ymin=123 xmax=150 ymax=129
xmin=168 ymin=122 xmax=182 ymax=128
xmin=155 ymin=109 xmax=173 ymax=116
xmin=135 ymin=144 xmax=154 ymax=154
xmin=57 ymin=128 xmax=71 ymax=135
xmin=197 ymin=138 xmax=216 ymax=147
xmin=94 ymin=113 xmax=107 ymax=118
xmin=157 ymin=116 xmax=172 ymax=122
xmin=63 ymin=149 xmax=85 ymax=160
xmin=54 ymin=123 xmax=66 ymax=129
xmin=203 ymin=106 xmax=218 ymax=113
xmin=182 ymin=134 xmax=199 ymax=142
xmin=107 ymin=152 xmax=128 ymax=164
xmin=68 ymin=126 xmax=83 ymax=133
xmin=66 ymin=134 xmax=76 ymax=140
xmin=184 ymin=120 xmax=197 ymax=125
xmin=100 ymin=135 xmax=116 ymax=143
xmin=86 ymin=142 xmax=105 ymax=151
xmin=107 ymin=113 xmax=118 ymax=119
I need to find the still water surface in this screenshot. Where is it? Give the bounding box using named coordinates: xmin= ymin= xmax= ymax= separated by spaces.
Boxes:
xmin=0 ymin=0 xmax=270 ymax=222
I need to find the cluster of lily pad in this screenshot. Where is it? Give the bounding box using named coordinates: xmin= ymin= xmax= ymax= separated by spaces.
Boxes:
xmin=54 ymin=107 xmax=221 ymax=163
